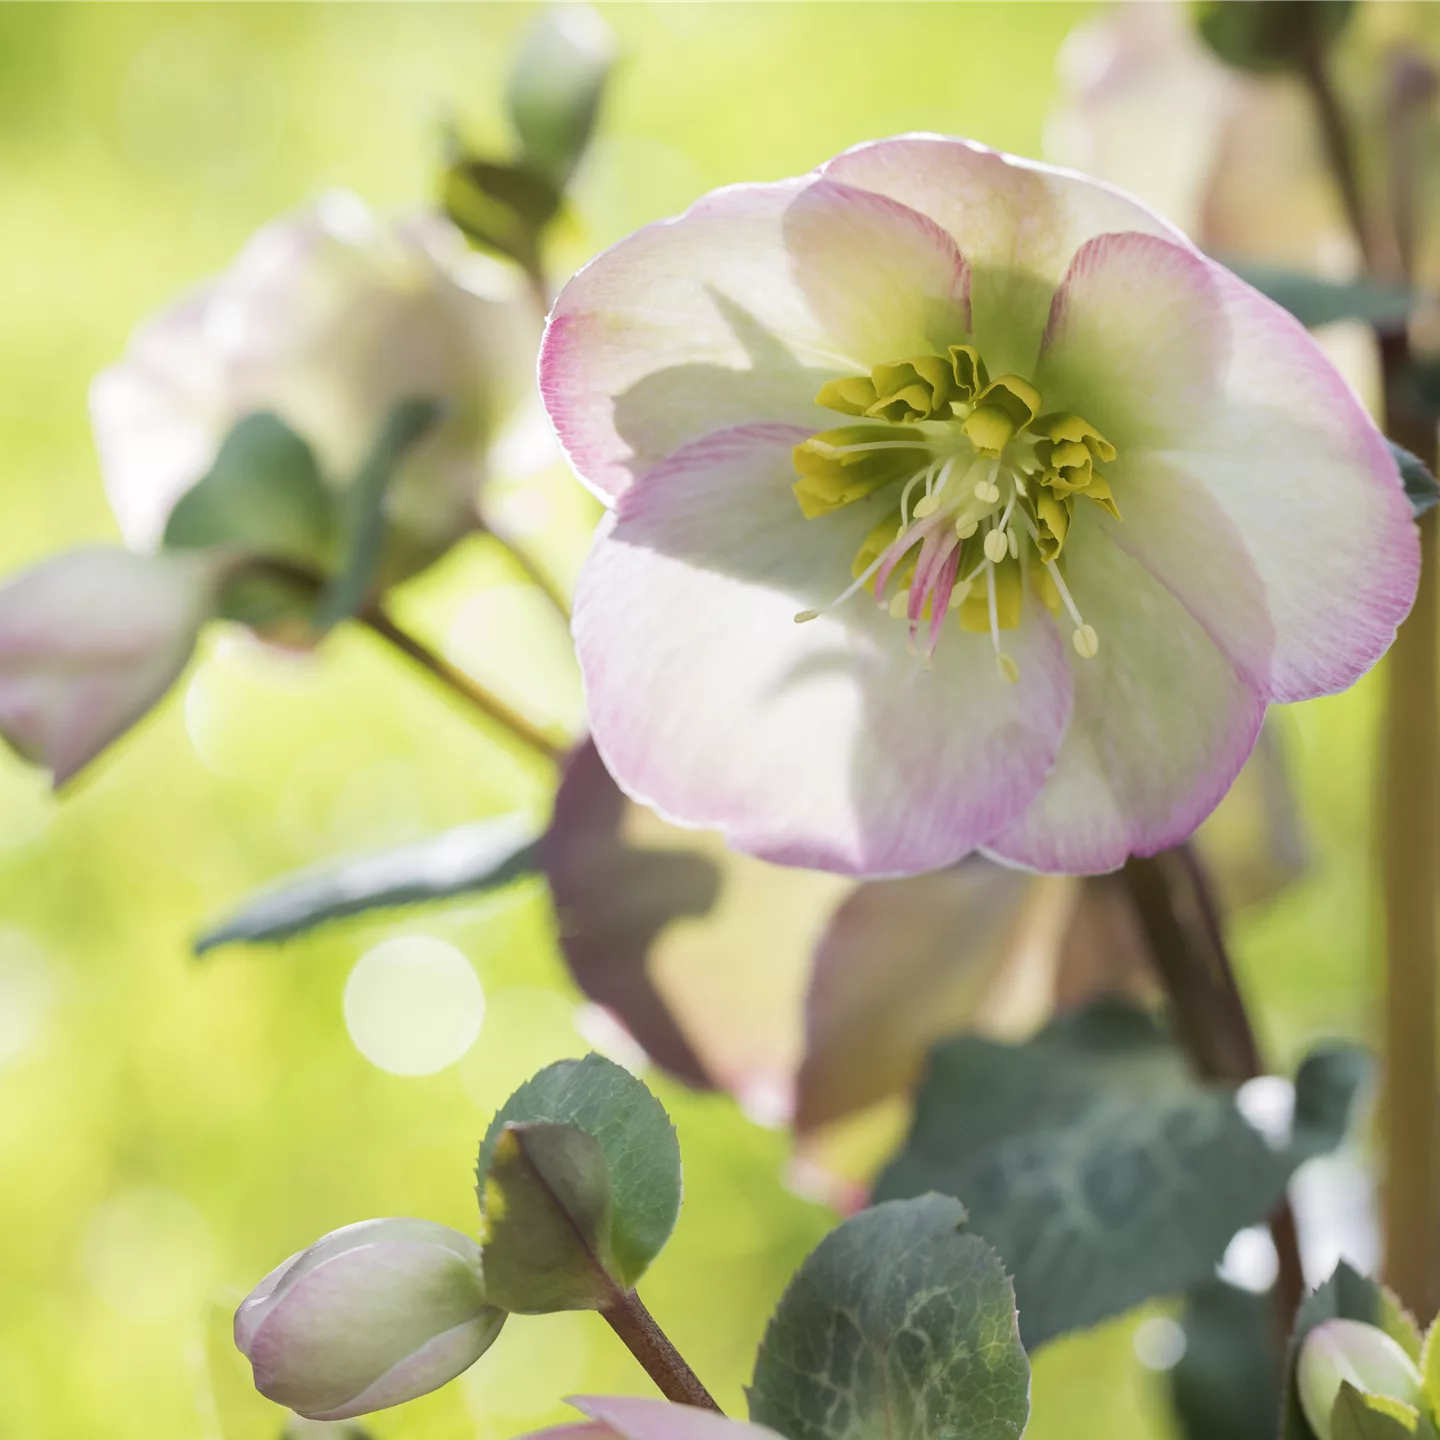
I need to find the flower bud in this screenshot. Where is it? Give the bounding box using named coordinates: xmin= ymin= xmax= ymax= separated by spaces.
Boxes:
xmin=91 ymin=192 xmax=534 ymax=590
xmin=1297 ymin=1318 xmax=1423 ymax=1440
xmin=235 ymin=1217 xmax=505 ymax=1421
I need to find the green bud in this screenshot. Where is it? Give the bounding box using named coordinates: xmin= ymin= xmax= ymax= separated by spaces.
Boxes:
xmin=506 ymin=4 xmax=617 ymax=183
xmin=1193 ymin=1 xmax=1355 ymax=75
xmin=1298 ymin=1319 xmax=1424 ymax=1440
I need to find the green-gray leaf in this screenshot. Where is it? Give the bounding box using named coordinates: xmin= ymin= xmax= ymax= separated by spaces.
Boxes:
xmin=314 ymin=398 xmax=444 ymax=629
xmin=478 ymin=1054 xmax=680 ymax=1289
xmin=1389 ymin=441 xmax=1440 ymax=518
xmin=1194 ymin=1 xmax=1355 ymax=75
xmin=482 ymin=1121 xmax=619 ymax=1312
xmin=1170 ymin=1281 xmax=1280 ymax=1440
xmin=875 ymin=1002 xmax=1368 ymax=1348
xmin=747 ymin=1195 xmax=1029 ymax=1440
xmin=1282 ymin=1263 xmax=1422 ymax=1440
xmin=164 ymin=412 xmax=335 ymax=565
xmin=192 ymin=814 xmax=541 ymax=954
xmin=1223 ymin=261 xmax=1415 ymax=330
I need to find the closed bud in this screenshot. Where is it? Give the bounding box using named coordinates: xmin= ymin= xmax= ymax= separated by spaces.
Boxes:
xmin=1297 ymin=1319 xmax=1423 ymax=1440
xmin=91 ymin=192 xmax=535 ymax=591
xmin=235 ymin=1218 xmax=505 ymax=1422
xmin=506 ymin=5 xmax=617 ymax=183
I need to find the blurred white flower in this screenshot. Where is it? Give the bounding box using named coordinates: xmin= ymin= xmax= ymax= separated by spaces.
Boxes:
xmin=91 ymin=190 xmax=536 ymax=585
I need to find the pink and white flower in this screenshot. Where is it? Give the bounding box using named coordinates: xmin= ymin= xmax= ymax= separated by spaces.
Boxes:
xmin=542 ymin=135 xmax=1417 ymax=877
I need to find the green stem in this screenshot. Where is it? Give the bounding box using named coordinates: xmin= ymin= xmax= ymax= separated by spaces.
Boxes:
xmin=360 ymin=602 xmax=567 ymax=765
xmin=483 ymin=522 xmax=572 ymax=623
xmin=600 ymin=1288 xmax=723 ymax=1412
xmin=1378 ymin=331 xmax=1440 ymax=1322
xmin=1121 ymin=846 xmax=1305 ymax=1342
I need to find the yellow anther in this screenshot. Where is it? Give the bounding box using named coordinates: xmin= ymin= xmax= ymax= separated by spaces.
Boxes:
xmin=955 ymin=517 xmax=978 ymax=540
xmin=889 ymin=589 xmax=911 ymax=618
xmin=1007 ymin=529 xmax=1019 ymax=560
xmin=974 ymin=480 xmax=1001 ymax=504
xmin=984 ymin=529 xmax=1009 ymax=564
xmin=996 ymin=653 xmax=1019 ymax=684
xmin=1072 ymin=624 xmax=1100 ymax=659
xmin=949 ymin=580 xmax=972 ymax=609
xmin=912 ymin=493 xmax=941 ymax=519
xmin=794 ymin=609 xmax=820 ymax=624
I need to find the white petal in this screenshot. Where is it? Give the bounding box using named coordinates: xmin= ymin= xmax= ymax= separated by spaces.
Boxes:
xmin=574 ymin=425 xmax=1070 ymax=876
xmin=986 ymin=524 xmax=1265 ymax=873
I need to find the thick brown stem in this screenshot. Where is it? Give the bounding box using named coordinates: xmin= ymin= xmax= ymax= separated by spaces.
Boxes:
xmin=1378 ymin=331 xmax=1440 ymax=1322
xmin=601 ymin=1289 xmax=723 ymax=1412
xmin=1299 ymin=41 xmax=1381 ymax=274
xmin=1121 ymin=847 xmax=1305 ymax=1341
xmin=361 ymin=603 xmax=567 ymax=764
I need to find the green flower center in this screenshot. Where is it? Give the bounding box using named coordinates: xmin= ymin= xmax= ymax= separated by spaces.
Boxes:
xmin=791 ymin=346 xmax=1119 ymax=680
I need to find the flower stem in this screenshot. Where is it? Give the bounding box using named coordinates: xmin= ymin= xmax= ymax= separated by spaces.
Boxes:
xmin=600 ymin=1288 xmax=723 ymax=1412
xmin=1121 ymin=845 xmax=1305 ymax=1344
xmin=1377 ymin=330 xmax=1440 ymax=1322
xmin=360 ymin=602 xmax=567 ymax=764
xmin=482 ymin=522 xmax=572 ymax=623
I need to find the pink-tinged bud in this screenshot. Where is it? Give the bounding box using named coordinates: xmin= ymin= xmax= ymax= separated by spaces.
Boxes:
xmin=1297 ymin=1319 xmax=1423 ymax=1440
xmin=0 ymin=547 xmax=218 ymax=784
xmin=235 ymin=1218 xmax=504 ymax=1422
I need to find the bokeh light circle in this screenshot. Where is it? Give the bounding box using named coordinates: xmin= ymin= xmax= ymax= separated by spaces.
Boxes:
xmin=344 ymin=936 xmax=485 ymax=1076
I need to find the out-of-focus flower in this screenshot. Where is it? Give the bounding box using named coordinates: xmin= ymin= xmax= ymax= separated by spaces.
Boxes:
xmin=545 ymin=723 xmax=1299 ymax=1194
xmin=0 ymin=548 xmax=220 ymax=784
xmin=92 ymin=190 xmax=535 ymax=588
xmin=523 ymin=1394 xmax=785 ymax=1440
xmin=543 ymin=134 xmax=1415 ymax=877
xmin=1297 ymin=1318 xmax=1424 ymax=1440
xmin=234 ymin=1218 xmax=504 ymax=1422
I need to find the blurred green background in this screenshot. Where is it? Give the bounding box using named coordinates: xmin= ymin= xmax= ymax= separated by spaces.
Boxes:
xmin=0 ymin=4 xmax=1389 ymax=1437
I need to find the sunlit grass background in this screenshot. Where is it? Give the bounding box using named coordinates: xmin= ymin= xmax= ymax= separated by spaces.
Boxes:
xmin=0 ymin=4 xmax=1387 ymax=1437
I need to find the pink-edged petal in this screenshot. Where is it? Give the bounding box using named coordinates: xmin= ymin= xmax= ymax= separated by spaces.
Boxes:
xmin=573 ymin=425 xmax=1071 ymax=877
xmin=986 ymin=523 xmax=1265 ymax=874
xmin=544 ymin=739 xmax=718 ymax=1088
xmin=821 ymin=133 xmax=1190 ymax=376
xmin=570 ymin=1395 xmax=787 ymax=1440
xmin=520 ymin=1425 xmax=617 ymax=1440
xmin=1153 ymin=263 xmax=1418 ymax=702
xmin=795 ymin=860 xmax=1034 ymax=1134
xmin=0 ymin=547 xmax=220 ymax=784
xmin=541 ymin=177 xmax=970 ymax=503
xmin=1035 ymin=231 xmax=1227 ymax=448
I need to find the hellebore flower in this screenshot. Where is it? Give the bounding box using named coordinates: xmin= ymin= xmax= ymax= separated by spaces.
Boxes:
xmin=543 ymin=134 xmax=1416 ymax=875
xmin=1297 ymin=1318 xmax=1425 ymax=1440
xmin=92 ymin=189 xmax=535 ymax=587
xmin=234 ymin=1217 xmax=504 ymax=1422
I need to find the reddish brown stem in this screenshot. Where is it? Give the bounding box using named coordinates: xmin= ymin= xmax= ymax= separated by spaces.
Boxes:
xmin=1121 ymin=846 xmax=1305 ymax=1343
xmin=600 ymin=1289 xmax=723 ymax=1412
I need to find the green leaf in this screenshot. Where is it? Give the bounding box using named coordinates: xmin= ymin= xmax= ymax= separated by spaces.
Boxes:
xmin=314 ymin=398 xmax=444 ymax=629
xmin=1283 ymin=1263 xmax=1423 ymax=1440
xmin=875 ymin=1002 xmax=1368 ymax=1348
xmin=506 ymin=4 xmax=617 ymax=184
xmin=478 ymin=1054 xmax=680 ymax=1289
xmin=1331 ymin=1384 xmax=1436 ymax=1440
xmin=481 ymin=1122 xmax=619 ymax=1312
xmin=1194 ymin=1 xmax=1355 ymax=74
xmin=164 ymin=413 xmax=335 ymax=565
xmin=1421 ymin=1315 xmax=1440 ymax=1419
xmin=192 ymin=814 xmax=542 ymax=954
xmin=1170 ymin=1281 xmax=1281 ymax=1440
xmin=1221 ymin=261 xmax=1416 ymax=330
xmin=747 ymin=1195 xmax=1030 ymax=1440
xmin=441 ymin=158 xmax=562 ymax=275
xmin=1388 ymin=441 xmax=1440 ymax=518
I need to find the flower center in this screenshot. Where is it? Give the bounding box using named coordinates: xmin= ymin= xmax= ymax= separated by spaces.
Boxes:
xmin=790 ymin=346 xmax=1118 ymax=681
